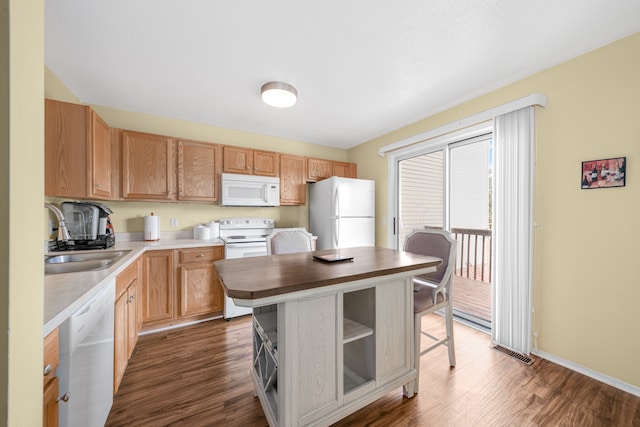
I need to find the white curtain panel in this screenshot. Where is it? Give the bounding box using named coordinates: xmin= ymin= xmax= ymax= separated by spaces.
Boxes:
xmin=492 ymin=106 xmax=534 ymax=355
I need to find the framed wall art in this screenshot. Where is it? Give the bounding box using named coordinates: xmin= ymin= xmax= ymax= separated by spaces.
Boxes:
xmin=581 ymin=156 xmax=626 ymax=189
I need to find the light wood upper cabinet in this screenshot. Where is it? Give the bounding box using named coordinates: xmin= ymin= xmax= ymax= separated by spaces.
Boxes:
xmin=307 ymin=157 xmax=358 ymax=182
xmin=45 ymin=99 xmax=113 ymax=199
xmin=332 ymin=161 xmax=357 ymax=179
xmin=122 ymin=131 xmax=175 ymax=200
xmin=223 ymin=146 xmax=279 ymax=177
xmin=306 ymin=157 xmax=333 ymax=182
xmin=223 ymin=146 xmax=253 ymax=174
xmin=253 ymin=150 xmax=279 ymax=177
xmin=280 ymin=154 xmax=306 ymax=205
xmin=89 ymin=111 xmax=113 ymax=198
xmin=177 ymin=140 xmax=221 ymax=202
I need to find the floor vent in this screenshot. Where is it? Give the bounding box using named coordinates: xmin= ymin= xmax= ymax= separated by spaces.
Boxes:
xmin=491 ymin=345 xmax=534 ymax=366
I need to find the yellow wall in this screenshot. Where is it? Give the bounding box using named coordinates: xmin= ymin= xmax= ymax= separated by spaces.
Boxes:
xmin=349 ymin=32 xmax=640 ymax=389
xmin=45 ymin=67 xmax=347 ymax=233
xmin=42 ymin=29 xmax=640 ymax=400
xmin=2 ymin=0 xmax=45 ymax=425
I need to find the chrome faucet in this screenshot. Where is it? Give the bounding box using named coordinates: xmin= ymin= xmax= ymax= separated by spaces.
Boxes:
xmin=45 ymin=203 xmax=71 ymax=241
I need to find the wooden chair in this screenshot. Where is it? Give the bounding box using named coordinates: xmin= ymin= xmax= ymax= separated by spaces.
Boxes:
xmin=267 ymin=228 xmax=313 ymax=255
xmin=404 ymin=229 xmax=457 ymax=391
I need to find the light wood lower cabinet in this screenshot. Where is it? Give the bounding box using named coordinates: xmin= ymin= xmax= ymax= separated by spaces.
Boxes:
xmin=142 ymin=250 xmax=175 ymax=325
xmin=43 ymin=328 xmax=60 ymax=427
xmin=179 ymin=247 xmax=225 ymax=317
xmin=142 ymin=246 xmax=224 ymax=331
xmin=114 ymin=258 xmax=142 ymax=394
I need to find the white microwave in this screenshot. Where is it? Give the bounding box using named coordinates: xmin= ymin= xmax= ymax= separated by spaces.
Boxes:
xmin=220 ymin=173 xmax=280 ymax=207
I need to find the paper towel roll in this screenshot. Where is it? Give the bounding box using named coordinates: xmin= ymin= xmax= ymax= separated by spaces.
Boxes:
xmin=144 ymin=214 xmax=160 ymax=241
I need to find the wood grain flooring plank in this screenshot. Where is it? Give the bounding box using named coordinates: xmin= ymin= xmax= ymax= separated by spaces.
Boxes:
xmin=107 ymin=314 xmax=640 ymax=427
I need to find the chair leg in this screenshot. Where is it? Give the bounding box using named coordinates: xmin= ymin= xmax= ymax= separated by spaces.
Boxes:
xmin=446 ymin=305 xmax=456 ymax=366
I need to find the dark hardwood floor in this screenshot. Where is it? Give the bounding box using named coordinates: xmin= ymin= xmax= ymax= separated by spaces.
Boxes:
xmin=106 ymin=315 xmax=640 ymax=427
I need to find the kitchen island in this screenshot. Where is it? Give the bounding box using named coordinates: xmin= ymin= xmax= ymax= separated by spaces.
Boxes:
xmin=215 ymin=246 xmax=442 ymax=427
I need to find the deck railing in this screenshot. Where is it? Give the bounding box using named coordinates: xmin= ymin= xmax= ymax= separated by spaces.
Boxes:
xmin=451 ymin=227 xmax=492 ymax=284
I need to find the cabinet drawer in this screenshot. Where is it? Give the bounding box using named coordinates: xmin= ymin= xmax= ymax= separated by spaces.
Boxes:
xmin=43 ymin=328 xmax=59 ymax=382
xmin=179 ymin=246 xmax=223 ymax=264
xmin=116 ymin=258 xmax=140 ymax=297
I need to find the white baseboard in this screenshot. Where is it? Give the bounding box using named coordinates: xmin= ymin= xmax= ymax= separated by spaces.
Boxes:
xmin=532 ymin=349 xmax=640 ymax=397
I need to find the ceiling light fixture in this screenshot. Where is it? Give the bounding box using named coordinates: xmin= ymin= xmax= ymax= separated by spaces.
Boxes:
xmin=261 ymin=81 xmax=297 ymax=108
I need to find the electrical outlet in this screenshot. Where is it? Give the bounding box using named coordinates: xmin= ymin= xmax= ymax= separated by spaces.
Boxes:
xmin=170 ymin=218 xmax=178 ymax=228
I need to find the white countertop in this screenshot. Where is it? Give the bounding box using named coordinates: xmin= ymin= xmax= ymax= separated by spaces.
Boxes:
xmin=43 ymin=237 xmax=224 ymax=337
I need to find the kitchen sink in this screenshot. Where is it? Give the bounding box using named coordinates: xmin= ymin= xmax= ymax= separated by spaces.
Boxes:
xmin=45 ymin=250 xmax=130 ymax=275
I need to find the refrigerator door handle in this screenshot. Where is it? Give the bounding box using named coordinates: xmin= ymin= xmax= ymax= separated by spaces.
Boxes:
xmin=333 ymin=187 xmax=340 ymax=217
xmin=333 ymin=217 xmax=339 ymax=248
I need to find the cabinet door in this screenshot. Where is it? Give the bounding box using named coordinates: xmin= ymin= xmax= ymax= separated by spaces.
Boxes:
xmin=43 ymin=376 xmax=59 ymax=427
xmin=89 ymin=110 xmax=113 ymax=198
xmin=122 ymin=131 xmax=175 ymax=200
xmin=291 ymin=295 xmax=338 ymax=424
xmin=332 ymin=161 xmax=357 ymax=178
xmin=178 ymin=140 xmax=221 ymax=201
xmin=376 ymin=279 xmax=412 ymax=383
xmin=142 ymin=250 xmax=175 ymax=323
xmin=306 ymin=157 xmax=332 ymax=182
xmin=179 ymin=247 xmax=224 ymax=317
xmin=223 ymin=145 xmax=253 ymax=174
xmin=114 ymin=291 xmax=128 ymax=394
xmin=179 ymin=263 xmax=224 ymax=317
xmin=126 ymin=283 xmax=138 ymax=359
xmin=253 ymin=150 xmax=279 ymax=177
xmin=280 ymin=154 xmax=306 ymax=205
xmin=44 ymin=99 xmax=89 ymax=198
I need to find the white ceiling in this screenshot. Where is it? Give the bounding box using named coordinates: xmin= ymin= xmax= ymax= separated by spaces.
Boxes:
xmin=45 ymin=1 xmax=640 ymax=149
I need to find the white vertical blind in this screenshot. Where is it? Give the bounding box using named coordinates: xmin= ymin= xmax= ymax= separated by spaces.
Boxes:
xmin=492 ymin=106 xmax=534 ymax=355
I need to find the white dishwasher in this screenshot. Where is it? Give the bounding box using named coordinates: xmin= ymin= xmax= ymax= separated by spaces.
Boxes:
xmin=58 ymin=281 xmax=115 ymax=427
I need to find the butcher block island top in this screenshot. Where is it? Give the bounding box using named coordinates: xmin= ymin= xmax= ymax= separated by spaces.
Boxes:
xmin=215 ymin=246 xmax=443 ymax=301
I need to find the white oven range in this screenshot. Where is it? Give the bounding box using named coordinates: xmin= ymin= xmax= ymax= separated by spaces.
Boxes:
xmin=219 ymin=217 xmax=274 ymax=319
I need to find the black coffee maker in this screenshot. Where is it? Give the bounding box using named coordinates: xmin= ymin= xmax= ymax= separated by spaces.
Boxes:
xmin=52 ymin=201 xmax=115 ymax=251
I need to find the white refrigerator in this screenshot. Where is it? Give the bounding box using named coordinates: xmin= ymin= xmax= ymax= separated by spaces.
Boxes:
xmin=309 ymin=177 xmax=375 ymax=250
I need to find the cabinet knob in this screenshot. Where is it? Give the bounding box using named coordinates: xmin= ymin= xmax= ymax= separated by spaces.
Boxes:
xmin=96 ymin=183 xmax=101 ymax=188
xmin=57 ymin=392 xmax=70 ymax=403
xmin=197 ymin=253 xmax=205 ymax=258
xmin=43 ymin=364 xmax=52 ymax=376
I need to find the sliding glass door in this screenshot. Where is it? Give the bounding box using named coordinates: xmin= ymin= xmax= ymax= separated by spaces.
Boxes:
xmin=397 ymin=133 xmax=493 ymax=329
